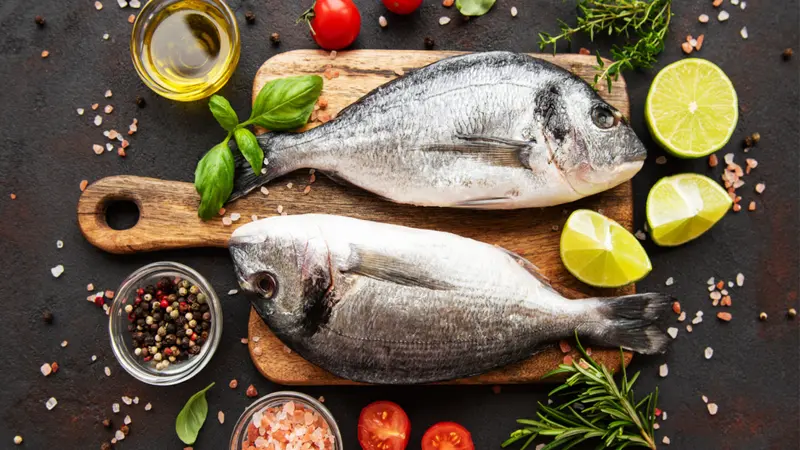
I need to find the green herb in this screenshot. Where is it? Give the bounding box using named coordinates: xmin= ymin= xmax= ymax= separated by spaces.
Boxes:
xmin=539 ymin=0 xmax=673 ymax=92
xmin=175 ymin=382 xmax=215 ymax=445
xmin=502 ymin=335 xmax=659 ymax=450
xmin=456 ymin=0 xmax=496 ymax=16
xmin=194 ymin=75 xmax=323 ymax=219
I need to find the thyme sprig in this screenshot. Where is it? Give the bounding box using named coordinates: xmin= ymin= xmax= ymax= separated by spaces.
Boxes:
xmin=539 ymin=0 xmax=673 ymax=92
xmin=502 ymin=334 xmax=659 ymax=450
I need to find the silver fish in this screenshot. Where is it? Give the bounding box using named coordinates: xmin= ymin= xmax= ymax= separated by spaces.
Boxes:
xmin=230 ymin=214 xmax=671 ymax=384
xmin=230 ymin=52 xmax=646 ymax=209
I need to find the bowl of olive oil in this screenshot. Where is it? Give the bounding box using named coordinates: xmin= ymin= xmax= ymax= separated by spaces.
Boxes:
xmin=131 ymin=0 xmax=240 ymax=101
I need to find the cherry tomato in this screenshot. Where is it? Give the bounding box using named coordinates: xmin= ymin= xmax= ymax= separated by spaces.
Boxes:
xmin=421 ymin=422 xmax=475 ymax=450
xmin=358 ymin=401 xmax=411 ymax=450
xmin=382 ymin=0 xmax=423 ymax=14
xmin=304 ymin=0 xmax=361 ymax=50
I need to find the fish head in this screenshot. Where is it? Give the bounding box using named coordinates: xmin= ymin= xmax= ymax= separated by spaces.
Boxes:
xmin=229 ymin=217 xmax=332 ymax=335
xmin=548 ymin=82 xmax=647 ymax=197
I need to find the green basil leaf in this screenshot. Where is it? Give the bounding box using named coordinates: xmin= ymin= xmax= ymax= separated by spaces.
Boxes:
xmin=175 ymin=383 xmax=215 ymax=445
xmin=456 ymin=0 xmax=496 ymax=16
xmin=209 ymin=95 xmax=239 ymax=132
xmin=195 ymin=142 xmax=234 ymax=220
xmin=250 ymin=75 xmax=323 ymax=131
xmin=234 ymin=128 xmax=264 ymax=176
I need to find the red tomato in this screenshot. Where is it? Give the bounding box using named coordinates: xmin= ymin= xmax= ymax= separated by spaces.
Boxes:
xmin=358 ymin=401 xmax=411 ymax=450
xmin=382 ymin=0 xmax=423 ymax=14
xmin=421 ymin=422 xmax=475 ymax=450
xmin=304 ymin=0 xmax=361 ymax=50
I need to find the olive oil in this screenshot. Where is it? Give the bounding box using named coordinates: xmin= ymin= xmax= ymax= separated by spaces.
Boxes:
xmin=132 ymin=0 xmax=239 ymax=101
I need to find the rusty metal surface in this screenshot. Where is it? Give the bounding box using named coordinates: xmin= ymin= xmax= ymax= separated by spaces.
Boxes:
xmin=0 ymin=0 xmax=797 ymax=448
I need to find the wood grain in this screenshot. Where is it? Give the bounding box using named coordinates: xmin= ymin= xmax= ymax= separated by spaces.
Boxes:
xmin=77 ymin=50 xmax=634 ymax=385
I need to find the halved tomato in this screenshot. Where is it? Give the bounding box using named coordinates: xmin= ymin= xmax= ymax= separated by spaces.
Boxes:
xmin=421 ymin=422 xmax=475 ymax=450
xmin=358 ymin=401 xmax=411 ymax=450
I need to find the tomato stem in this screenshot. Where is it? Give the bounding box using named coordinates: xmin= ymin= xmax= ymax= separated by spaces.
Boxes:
xmin=297 ymin=2 xmax=318 ymax=36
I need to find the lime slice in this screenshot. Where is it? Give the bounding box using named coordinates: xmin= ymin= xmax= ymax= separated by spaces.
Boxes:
xmin=560 ymin=209 xmax=652 ymax=288
xmin=645 ymin=58 xmax=738 ymax=158
xmin=647 ymin=174 xmax=732 ymax=246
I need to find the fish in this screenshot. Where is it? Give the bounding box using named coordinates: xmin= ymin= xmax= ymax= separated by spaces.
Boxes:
xmin=229 ymin=51 xmax=647 ymax=209
xmin=229 ymin=214 xmax=671 ymax=384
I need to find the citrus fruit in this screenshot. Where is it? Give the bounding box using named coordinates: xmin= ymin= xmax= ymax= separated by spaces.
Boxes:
xmin=646 ymin=173 xmax=732 ymax=246
xmin=560 ymin=209 xmax=652 ymax=288
xmin=645 ymin=58 xmax=738 ymax=158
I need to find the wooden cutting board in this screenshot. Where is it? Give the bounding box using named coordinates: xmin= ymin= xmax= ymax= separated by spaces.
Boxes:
xmin=78 ymin=50 xmax=634 ymax=385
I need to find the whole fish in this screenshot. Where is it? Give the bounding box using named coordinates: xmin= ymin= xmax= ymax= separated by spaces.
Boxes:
xmin=230 ymin=214 xmax=671 ymax=384
xmin=230 ymin=51 xmax=646 ymax=209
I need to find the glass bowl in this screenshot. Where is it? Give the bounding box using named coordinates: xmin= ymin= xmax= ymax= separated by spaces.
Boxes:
xmin=229 ymin=391 xmax=343 ymax=450
xmin=109 ymin=262 xmax=222 ymax=386
xmin=130 ymin=0 xmax=240 ymax=101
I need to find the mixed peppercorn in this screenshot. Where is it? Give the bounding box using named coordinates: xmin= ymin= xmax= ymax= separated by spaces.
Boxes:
xmin=124 ymin=276 xmax=212 ymax=371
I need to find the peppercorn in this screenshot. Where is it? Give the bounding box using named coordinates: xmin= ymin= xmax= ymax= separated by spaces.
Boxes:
xmin=783 ymin=48 xmax=794 ymax=60
xmin=35 ymin=15 xmax=45 ymax=27
xmin=743 ymin=136 xmax=753 ymax=148
xmin=789 ymin=308 xmax=797 ymax=318
xmin=165 ymin=334 xmax=177 ymax=345
xmin=759 ymin=312 xmax=768 ymax=321
xmin=245 ymin=11 xmax=256 ymax=23
xmin=751 ymin=132 xmax=760 ymax=144
xmin=42 ymin=310 xmax=54 ymax=324
xmin=143 ymin=293 xmax=153 ymax=301
xmin=424 ymin=37 xmax=435 ymax=49
xmin=134 ymin=96 xmax=146 ymax=108
xmin=202 ymin=312 xmax=211 ymax=321
xmin=189 ymin=285 xmax=199 ymax=295
xmin=190 ymin=302 xmax=200 ymax=312
xmin=102 ymin=418 xmax=112 ymax=428
xmin=197 ymin=293 xmax=208 ymax=304
xmin=120 ymin=425 xmax=130 ymax=435
xmin=270 ymin=32 xmax=281 ymax=45
xmin=101 ymin=442 xmax=112 ymax=450
xmin=246 ymin=384 xmax=259 ymax=397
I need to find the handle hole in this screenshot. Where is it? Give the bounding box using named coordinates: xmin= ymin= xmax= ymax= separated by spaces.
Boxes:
xmin=105 ymin=200 xmax=140 ymax=230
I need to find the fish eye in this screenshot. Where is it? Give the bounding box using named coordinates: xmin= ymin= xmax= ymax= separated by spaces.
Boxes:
xmin=255 ymin=272 xmax=277 ymax=299
xmin=591 ymin=105 xmax=620 ymax=129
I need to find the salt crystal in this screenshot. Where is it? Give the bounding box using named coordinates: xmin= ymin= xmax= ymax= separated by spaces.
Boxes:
xmin=94 ymin=115 xmax=103 ymax=126
xmin=699 ymin=14 xmax=709 ymax=23
xmin=103 ymin=33 xmax=109 ymax=40
xmin=104 ymin=89 xmax=113 ymax=98
xmin=124 ymin=415 xmax=132 ymax=425
xmin=635 ymin=230 xmax=646 ymax=240
xmin=105 ymin=143 xmax=113 ymax=152
xmin=104 ymin=366 xmax=111 ymax=377
xmin=252 ymin=336 xmax=261 ymax=342
xmin=655 ymin=156 xmax=667 ymax=164
xmin=56 ymin=240 xmax=64 ymax=249
xmin=133 ymin=397 xmax=139 ymax=404
xmin=707 ymin=277 xmax=715 ymax=285
xmin=45 ymin=397 xmax=58 ymax=410
xmin=91 ymin=355 xmax=97 ymax=362
xmin=686 ymin=324 xmax=693 ymax=332
xmin=286 ymin=182 xmax=294 ymax=189
xmin=728 ymin=281 xmax=734 ymax=287
xmin=93 ymin=144 xmax=104 ymax=155
xmin=678 ymin=311 xmax=686 ymax=322
xmin=51 ymin=265 xmax=64 ymax=278
xmin=122 ymin=396 xmax=132 ymax=405
xmin=61 ymin=340 xmax=68 ymax=347
xmin=144 ymin=402 xmax=152 ymax=411
xmin=241 ymin=338 xmax=249 ymax=344
xmin=439 ymin=16 xmax=451 ymax=25
xmin=662 ymin=411 xmax=668 ymax=421
xmin=659 ymin=364 xmax=668 ymax=377
xmin=261 ymin=168 xmax=267 ymax=175
xmin=665 ymin=277 xmax=674 ymax=286
xmin=702 ymin=395 xmax=709 ymax=403
xmin=707 ymin=403 xmax=718 ymax=415
xmin=222 ymin=217 xmax=233 ymax=226
xmin=740 ymin=27 xmax=748 ymax=39
xmin=77 ymin=108 xmax=85 ymax=115
xmin=251 ymin=215 xmax=258 ymax=222
xmin=667 ymin=327 xmax=678 ymax=339
xmin=111 ymin=439 xmax=117 ymax=445
xmin=112 ymin=403 xmax=120 ymax=413
xmin=692 ymin=316 xmax=703 ymax=325
xmin=710 ymin=291 xmax=722 ymax=301
xmin=276 ymin=205 xmax=284 ymax=214
xmin=705 ymin=347 xmax=714 ymax=359
xmin=253 ymin=346 xmax=263 ymax=356
xmin=117 ymin=0 xmax=127 ymax=7
xmin=230 ymin=212 xmax=241 ymax=221
xmin=510 ymin=6 xmax=518 ymax=17
xmin=228 ymin=289 xmax=238 ymax=295
xmin=115 ymin=430 xmax=125 ymax=441
xmin=662 ymin=436 xmax=671 ymax=445
xmin=260 ymin=187 xmax=269 ymax=196
xmin=721 ymin=289 xmax=728 ymax=296
xmin=653 ymin=423 xmax=660 ymax=430
xmin=41 ymin=363 xmax=53 ymax=376
xmin=130 ymin=0 xmax=141 ymax=7
xmin=104 ymin=105 xmax=114 ymax=114
xmin=708 ymin=285 xmax=715 ymax=292
xmin=724 ymin=153 xmax=734 ymax=164
xmin=740 ymin=1 xmax=746 ymax=9
xmin=378 ymin=16 xmax=388 ymax=28
xmin=755 ymin=183 xmax=765 ymax=194
xmin=218 ymin=410 xmax=225 ymax=424
xmin=718 ymin=10 xmax=729 ymax=21
xmin=95 ymin=1 xmax=103 ymax=10
xmin=736 ymin=273 xmax=744 ymax=286
xmin=731 ymin=0 xmax=739 ymax=4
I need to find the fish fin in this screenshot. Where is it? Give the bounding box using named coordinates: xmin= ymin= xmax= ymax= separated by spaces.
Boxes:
xmin=346 ymin=245 xmax=453 ymax=290
xmin=580 ymin=293 xmax=673 ymax=355
xmin=420 ymin=135 xmax=531 ymax=169
xmin=456 ymin=134 xmax=533 ymax=150
xmin=494 ymin=246 xmax=559 ymax=292
xmin=451 ymin=197 xmax=514 ymax=209
xmin=228 ymin=134 xmax=286 ymax=202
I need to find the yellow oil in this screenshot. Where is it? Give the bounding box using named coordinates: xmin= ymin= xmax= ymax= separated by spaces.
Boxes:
xmin=137 ymin=0 xmax=238 ymax=101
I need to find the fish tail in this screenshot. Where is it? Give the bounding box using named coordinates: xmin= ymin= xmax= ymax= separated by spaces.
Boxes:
xmin=579 ymin=293 xmax=673 ymax=355
xmin=228 ymin=133 xmax=292 ymax=202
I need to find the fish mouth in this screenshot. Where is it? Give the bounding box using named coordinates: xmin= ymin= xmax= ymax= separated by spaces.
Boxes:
xmin=566 ymin=159 xmax=644 ymax=197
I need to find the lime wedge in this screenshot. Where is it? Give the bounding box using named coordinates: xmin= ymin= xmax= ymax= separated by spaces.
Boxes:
xmin=645 ymin=58 xmax=738 ymax=158
xmin=647 ymin=174 xmax=732 ymax=246
xmin=560 ymin=209 xmax=652 ymax=288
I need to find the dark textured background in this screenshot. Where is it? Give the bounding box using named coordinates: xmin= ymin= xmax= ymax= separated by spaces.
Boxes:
xmin=0 ymin=0 xmax=798 ymax=449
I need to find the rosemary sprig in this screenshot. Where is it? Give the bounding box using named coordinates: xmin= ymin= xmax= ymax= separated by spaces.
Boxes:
xmin=539 ymin=0 xmax=673 ymax=92
xmin=502 ymin=334 xmax=659 ymax=450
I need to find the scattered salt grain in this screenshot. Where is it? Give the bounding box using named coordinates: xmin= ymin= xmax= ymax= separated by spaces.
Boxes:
xmin=251 ymin=214 xmax=258 ymax=222
xmin=253 ymin=346 xmax=263 ymax=356
xmin=635 ymin=230 xmax=646 ymax=240
xmin=692 ymin=316 xmax=703 ymax=325
xmin=92 ymin=103 xmax=99 ymax=110
xmin=56 ymin=240 xmax=64 ymax=249
xmin=736 ymin=273 xmax=744 ymax=286
xmin=663 ymin=436 xmax=671 ymax=445
xmin=728 ymin=281 xmax=734 ymax=287
xmin=124 ymin=415 xmax=132 ymax=425
xmin=77 ymin=108 xmax=85 ymax=115
xmin=51 ymin=265 xmax=64 ymax=278
xmin=241 ymin=338 xmax=249 ymax=344
xmin=276 ymin=205 xmax=284 ymax=214
xmin=510 ymin=6 xmax=518 ymax=17
xmin=127 ymin=14 xmax=136 ymax=23
xmin=702 ymin=395 xmax=708 ymax=403
xmin=261 ymin=167 xmax=267 ymax=175
xmin=252 ymin=336 xmax=261 ymax=343
xmin=740 ymin=1 xmax=746 ymax=10
xmin=103 ymin=33 xmax=110 ymax=40
xmin=95 ymin=1 xmax=104 ymax=10
xmin=230 ymin=212 xmax=241 ymax=222
xmin=718 ymin=10 xmax=729 ymax=21
xmin=379 ymin=16 xmax=388 ymax=28
xmin=439 ymin=17 xmax=451 ymax=25
xmin=94 ymin=115 xmax=104 ymax=127
xmin=740 ymin=27 xmax=748 ymax=40
xmin=686 ymin=324 xmax=693 ymax=332
xmin=665 ymin=277 xmax=674 ymax=286
xmin=755 ymin=183 xmax=765 ymax=194
xmin=105 ymin=143 xmax=114 ymax=152
xmin=130 ymin=0 xmax=141 ymax=7
xmin=699 ymin=14 xmax=709 ymax=23
xmin=222 ymin=217 xmax=232 ymax=226
xmin=678 ymin=311 xmax=686 ymax=322
xmin=710 ymin=291 xmax=722 ymax=301
xmin=104 ymin=89 xmax=113 ymax=98
xmin=286 ymin=182 xmax=294 ymax=189
xmin=707 ymin=277 xmax=715 ymax=285
xmin=133 ymin=397 xmax=139 ymax=405
xmin=104 ymin=105 xmax=114 ymax=114
xmin=112 ymin=403 xmax=120 ymax=413
xmin=705 ymin=347 xmax=713 ymax=359
xmin=731 ymin=0 xmax=739 ymax=4
xmin=104 ymin=366 xmax=111 ymax=377
xmin=228 ymin=289 xmax=238 ymax=296
xmin=46 ymin=397 xmax=58 ymax=410
xmin=41 ymin=363 xmax=53 ymax=376
xmin=115 ymin=430 xmax=125 ymax=441
xmin=91 ymin=355 xmax=97 ymax=362
xmin=655 ymin=156 xmax=667 ymax=164
xmin=122 ymin=396 xmax=132 ymax=405
xmin=117 ymin=0 xmax=127 ymax=7
xmin=144 ymin=402 xmax=152 ymax=411
xmin=659 ymin=364 xmax=668 ymax=377
xmin=667 ymin=327 xmax=678 ymax=339
xmin=707 ymin=403 xmax=718 ymax=415
xmin=218 ymin=410 xmax=225 ymax=424
xmin=61 ymin=340 xmax=68 ymax=348
xmin=662 ymin=411 xmax=668 ymax=421
xmin=394 ymin=68 xmax=405 ymax=76
xmin=260 ymin=186 xmax=269 ymax=196
xmin=724 ymin=153 xmax=734 ymax=164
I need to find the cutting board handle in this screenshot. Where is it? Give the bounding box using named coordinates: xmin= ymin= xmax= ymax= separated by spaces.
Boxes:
xmin=77 ymin=175 xmax=231 ymax=254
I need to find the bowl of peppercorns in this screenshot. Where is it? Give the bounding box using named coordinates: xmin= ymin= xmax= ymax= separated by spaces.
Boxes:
xmin=109 ymin=262 xmax=222 ymax=385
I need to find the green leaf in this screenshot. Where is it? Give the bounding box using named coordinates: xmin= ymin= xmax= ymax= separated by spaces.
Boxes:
xmin=234 ymin=128 xmax=264 ymax=176
xmin=208 ymin=96 xmax=239 ymax=132
xmin=250 ymin=75 xmax=323 ymax=131
xmin=195 ymin=142 xmax=235 ymax=220
xmin=175 ymin=383 xmax=215 ymax=445
xmin=456 ymin=0 xmax=496 ymax=16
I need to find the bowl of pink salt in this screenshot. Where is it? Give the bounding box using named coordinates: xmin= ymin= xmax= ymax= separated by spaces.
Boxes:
xmin=230 ymin=391 xmax=342 ymax=450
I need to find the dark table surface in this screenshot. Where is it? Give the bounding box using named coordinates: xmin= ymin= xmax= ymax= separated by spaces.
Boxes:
xmin=1 ymin=0 xmax=798 ymax=449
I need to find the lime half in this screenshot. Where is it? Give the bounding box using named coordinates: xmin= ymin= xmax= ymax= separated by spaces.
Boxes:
xmin=560 ymin=209 xmax=652 ymax=288
xmin=646 ymin=58 xmax=738 ymax=158
xmin=647 ymin=174 xmax=732 ymax=246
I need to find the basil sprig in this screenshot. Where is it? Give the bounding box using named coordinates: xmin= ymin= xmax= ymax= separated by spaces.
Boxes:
xmin=175 ymin=382 xmax=215 ymax=445
xmin=194 ymin=75 xmax=324 ymax=219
